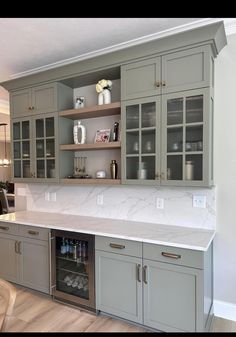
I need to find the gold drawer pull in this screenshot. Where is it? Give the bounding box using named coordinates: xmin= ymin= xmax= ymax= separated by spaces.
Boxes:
xmin=28 ymin=230 xmax=39 ymax=235
xmin=109 ymin=243 xmax=125 ymax=249
xmin=161 ymin=252 xmax=181 ymax=259
xmin=0 ymin=226 xmax=9 ymax=231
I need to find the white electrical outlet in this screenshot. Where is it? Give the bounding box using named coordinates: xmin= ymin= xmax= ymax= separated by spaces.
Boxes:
xmin=193 ymin=195 xmax=206 ymax=208
xmin=45 ymin=192 xmax=50 ymax=201
xmin=156 ymin=198 xmax=164 ymax=209
xmin=97 ymin=194 xmax=104 ymax=205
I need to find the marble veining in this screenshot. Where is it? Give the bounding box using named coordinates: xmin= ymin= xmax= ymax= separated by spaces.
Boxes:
xmin=0 ymin=210 xmax=215 ymax=251
xmin=23 ymin=184 xmax=216 ymax=230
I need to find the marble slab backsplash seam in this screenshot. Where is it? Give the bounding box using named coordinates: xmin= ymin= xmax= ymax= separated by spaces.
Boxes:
xmin=18 ymin=184 xmax=216 ymax=230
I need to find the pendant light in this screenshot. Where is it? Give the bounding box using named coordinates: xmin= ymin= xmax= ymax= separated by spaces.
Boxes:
xmin=0 ymin=123 xmax=10 ymax=167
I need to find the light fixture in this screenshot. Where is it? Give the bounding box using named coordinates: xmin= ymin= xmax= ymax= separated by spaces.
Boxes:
xmin=0 ymin=123 xmax=10 ymax=167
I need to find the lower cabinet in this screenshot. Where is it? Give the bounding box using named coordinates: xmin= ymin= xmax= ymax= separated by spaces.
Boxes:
xmin=0 ymin=222 xmax=50 ymax=294
xmin=95 ymin=236 xmax=213 ymax=332
xmin=96 ymin=251 xmax=143 ymax=323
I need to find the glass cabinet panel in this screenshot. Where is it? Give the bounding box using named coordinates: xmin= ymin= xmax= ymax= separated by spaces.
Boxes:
xmin=124 ymin=98 xmax=159 ymax=183
xmin=12 ymin=119 xmax=32 ymax=179
xmin=34 ymin=115 xmax=56 ymax=179
xmin=164 ymin=92 xmax=205 ymax=183
xmin=126 ymin=105 xmax=139 ymax=129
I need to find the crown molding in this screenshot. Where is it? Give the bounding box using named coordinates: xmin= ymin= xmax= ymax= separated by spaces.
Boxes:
xmin=10 ymin=18 xmax=231 ymax=80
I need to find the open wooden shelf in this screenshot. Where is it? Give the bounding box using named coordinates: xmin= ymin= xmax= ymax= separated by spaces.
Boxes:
xmin=60 ymin=141 xmax=121 ymax=151
xmin=59 ymin=102 xmax=121 ymax=119
xmin=60 ymin=178 xmax=121 ymax=185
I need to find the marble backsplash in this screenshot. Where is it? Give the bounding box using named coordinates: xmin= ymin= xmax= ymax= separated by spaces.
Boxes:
xmin=19 ymin=184 xmax=216 ymax=230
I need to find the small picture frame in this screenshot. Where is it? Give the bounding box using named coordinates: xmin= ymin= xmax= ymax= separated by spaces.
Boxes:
xmin=94 ymin=129 xmax=111 ymax=143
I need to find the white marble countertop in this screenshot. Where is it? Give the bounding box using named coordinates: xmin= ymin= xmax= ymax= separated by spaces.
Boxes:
xmin=0 ymin=211 xmax=215 ymax=251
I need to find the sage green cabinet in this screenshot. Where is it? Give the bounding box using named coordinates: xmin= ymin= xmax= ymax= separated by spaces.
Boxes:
xmin=0 ymin=233 xmax=19 ymax=283
xmin=143 ymin=242 xmax=213 ymax=332
xmin=143 ymin=259 xmax=201 ymax=332
xmin=121 ymin=45 xmax=213 ymax=100
xmin=11 ymin=112 xmax=59 ymax=182
xmin=0 ymin=222 xmax=50 ymax=294
xmin=95 ymin=235 xmax=213 ymax=332
xmin=10 ymin=82 xmax=73 ymax=118
xmin=122 ymin=88 xmax=213 ymax=186
xmin=96 ymin=251 xmax=143 ymax=323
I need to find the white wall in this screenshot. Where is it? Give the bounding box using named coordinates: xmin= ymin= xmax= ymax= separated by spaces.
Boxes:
xmin=214 ymin=33 xmax=236 ymax=318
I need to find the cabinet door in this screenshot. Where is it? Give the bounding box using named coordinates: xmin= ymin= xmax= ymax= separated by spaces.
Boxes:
xmin=31 ymin=83 xmax=58 ymax=114
xmin=121 ymin=57 xmax=161 ymax=100
xmin=96 ymin=251 xmax=143 ymax=324
xmin=0 ymin=234 xmax=19 ymax=283
xmin=10 ymin=88 xmax=31 ymax=118
xmin=19 ymin=237 xmax=49 ymax=294
xmin=11 ymin=117 xmax=34 ymax=182
xmin=161 ymin=88 xmax=212 ymax=187
xmin=162 ymin=46 xmax=212 ymax=94
xmin=122 ymin=97 xmax=161 ymax=185
xmin=32 ymin=112 xmax=58 ymax=181
xmin=143 ymin=259 xmax=202 ymax=332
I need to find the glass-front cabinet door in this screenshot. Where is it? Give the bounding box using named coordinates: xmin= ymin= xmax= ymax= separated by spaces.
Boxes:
xmin=33 ymin=113 xmax=58 ymax=180
xmin=122 ymin=97 xmax=161 ymax=185
xmin=12 ymin=117 xmax=33 ymax=180
xmin=161 ymin=88 xmax=212 ymax=186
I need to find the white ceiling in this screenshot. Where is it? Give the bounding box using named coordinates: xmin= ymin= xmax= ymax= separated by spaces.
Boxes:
xmin=0 ymin=17 xmax=232 ymax=112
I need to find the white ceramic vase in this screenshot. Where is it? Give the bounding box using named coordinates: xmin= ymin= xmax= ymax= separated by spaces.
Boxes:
xmin=103 ymin=89 xmax=111 ymax=104
xmin=98 ymin=92 xmax=104 ymax=105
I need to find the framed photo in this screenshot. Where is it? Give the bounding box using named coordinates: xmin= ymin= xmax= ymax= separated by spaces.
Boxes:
xmin=94 ymin=129 xmax=111 ymax=143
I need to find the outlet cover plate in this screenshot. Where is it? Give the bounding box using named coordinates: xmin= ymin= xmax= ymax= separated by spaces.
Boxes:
xmin=156 ymin=198 xmax=164 ymax=209
xmin=193 ymin=195 xmax=206 ymax=208
xmin=97 ymin=194 xmax=104 ymax=205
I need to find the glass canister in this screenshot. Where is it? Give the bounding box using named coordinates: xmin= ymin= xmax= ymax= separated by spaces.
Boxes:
xmin=185 ymin=160 xmax=194 ymax=180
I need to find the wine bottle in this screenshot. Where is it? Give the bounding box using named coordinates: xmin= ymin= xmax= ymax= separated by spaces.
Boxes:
xmin=113 ymin=122 xmax=119 ymax=141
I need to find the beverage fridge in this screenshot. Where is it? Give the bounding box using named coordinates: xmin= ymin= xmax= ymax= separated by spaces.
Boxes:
xmin=50 ymin=229 xmax=95 ymax=311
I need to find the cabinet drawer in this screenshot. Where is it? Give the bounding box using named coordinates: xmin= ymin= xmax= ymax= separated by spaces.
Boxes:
xmin=95 ymin=236 xmax=142 ymax=258
xmin=143 ymin=243 xmax=203 ymax=269
xmin=0 ymin=222 xmax=19 ymax=235
xmin=19 ymin=225 xmax=49 ymax=241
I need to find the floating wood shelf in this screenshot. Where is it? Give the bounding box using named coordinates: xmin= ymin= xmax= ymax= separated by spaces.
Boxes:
xmin=60 ymin=141 xmax=121 ymax=151
xmin=60 ymin=178 xmax=121 ymax=185
xmin=59 ymin=102 xmax=121 ymax=119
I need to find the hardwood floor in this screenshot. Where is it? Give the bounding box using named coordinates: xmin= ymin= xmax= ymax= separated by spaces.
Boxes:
xmin=1 ymin=285 xmax=236 ymax=332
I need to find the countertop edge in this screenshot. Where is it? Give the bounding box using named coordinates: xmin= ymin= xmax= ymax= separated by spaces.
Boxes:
xmin=0 ymin=211 xmax=215 ymax=252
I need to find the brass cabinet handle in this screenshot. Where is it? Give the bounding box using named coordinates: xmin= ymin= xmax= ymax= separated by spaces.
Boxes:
xmin=137 ymin=264 xmax=141 ymax=282
xmin=161 ymin=252 xmax=181 ymax=259
xmin=0 ymin=226 xmax=9 ymax=231
xmin=143 ymin=265 xmax=148 ymax=284
xmin=15 ymin=241 xmax=19 ymax=254
xmin=109 ymin=243 xmax=125 ymax=249
xmin=18 ymin=241 xmax=22 ymax=255
xmin=28 ymin=230 xmax=39 ymax=236
xmin=162 ymin=81 xmax=166 ymax=87
xmin=154 ymin=81 xmax=160 ymax=87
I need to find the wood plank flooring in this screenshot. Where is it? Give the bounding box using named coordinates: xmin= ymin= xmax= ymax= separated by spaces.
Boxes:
xmin=1 ymin=285 xmax=236 ymax=332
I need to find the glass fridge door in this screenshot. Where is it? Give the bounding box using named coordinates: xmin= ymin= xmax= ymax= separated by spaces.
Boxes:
xmin=51 ymin=230 xmax=95 ymax=310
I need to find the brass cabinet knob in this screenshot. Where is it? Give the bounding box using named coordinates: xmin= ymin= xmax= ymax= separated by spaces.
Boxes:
xmin=162 ymin=81 xmax=166 ymax=87
xmin=155 ymin=81 xmax=160 ymax=88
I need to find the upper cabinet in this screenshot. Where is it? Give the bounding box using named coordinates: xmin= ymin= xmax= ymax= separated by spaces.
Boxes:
xmin=121 ymin=46 xmax=213 ymax=100
xmin=1 ymin=21 xmax=226 ymax=187
xmin=10 ymin=82 xmax=72 ymax=118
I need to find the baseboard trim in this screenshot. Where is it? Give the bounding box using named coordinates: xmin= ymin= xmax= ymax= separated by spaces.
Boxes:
xmin=214 ymin=300 xmax=236 ymax=321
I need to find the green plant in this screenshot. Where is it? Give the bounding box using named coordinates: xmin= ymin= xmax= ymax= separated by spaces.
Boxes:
xmin=0 ymin=181 xmax=9 ymax=190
